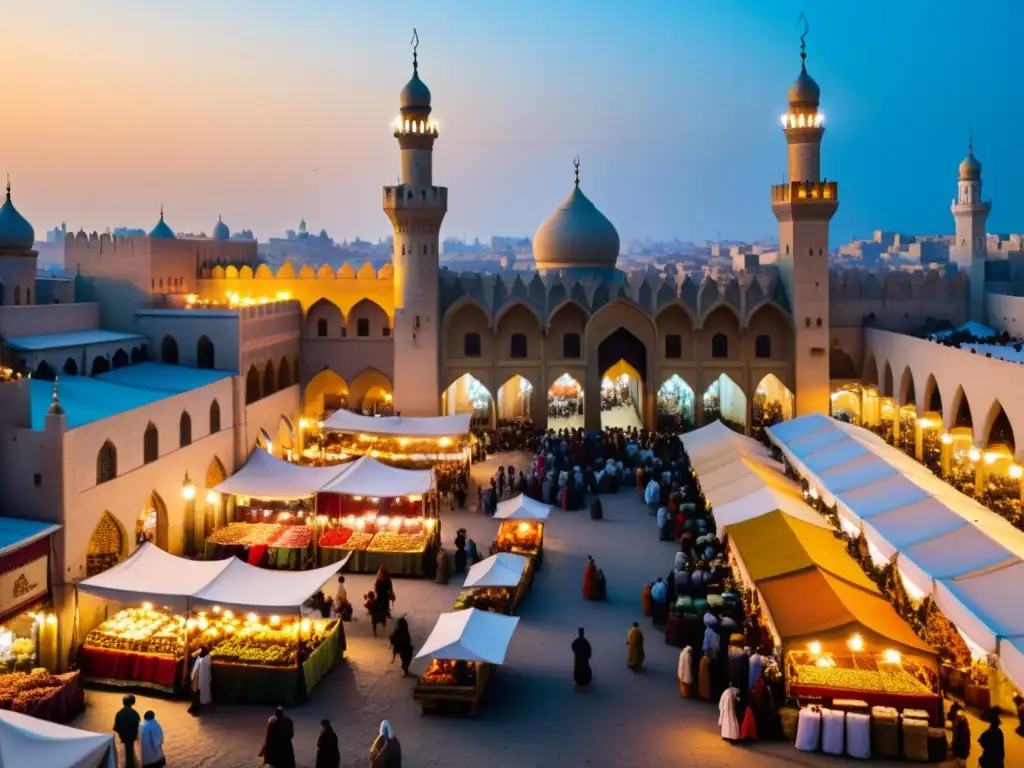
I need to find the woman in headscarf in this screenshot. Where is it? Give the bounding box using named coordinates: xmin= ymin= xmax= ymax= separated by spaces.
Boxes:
xmin=626 ymin=622 xmax=645 ymax=672
xmin=388 ymin=617 xmax=414 ymax=676
xmin=677 ymin=646 xmax=694 ymax=698
xmin=582 ymin=555 xmax=598 ymax=600
xmin=370 ymin=720 xmax=402 ymax=768
xmin=571 ymin=627 xmax=592 ymax=689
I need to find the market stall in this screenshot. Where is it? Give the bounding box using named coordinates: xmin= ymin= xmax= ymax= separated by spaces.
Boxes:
xmin=491 ymin=495 xmax=549 ymax=568
xmin=316 ymin=457 xmax=438 ymax=576
xmin=412 ymin=608 xmax=520 ymax=716
xmin=455 ymin=553 xmax=532 ymax=615
xmin=76 ymin=544 xmax=347 ymax=704
xmin=0 ymin=708 xmax=116 ymax=768
xmin=320 ymin=411 xmax=472 ymax=469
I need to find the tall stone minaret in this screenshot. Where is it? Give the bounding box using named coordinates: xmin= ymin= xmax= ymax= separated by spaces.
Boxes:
xmin=771 ymin=32 xmax=837 ymax=418
xmin=383 ymin=31 xmax=448 ymax=416
xmin=951 ymin=135 xmax=990 ymax=324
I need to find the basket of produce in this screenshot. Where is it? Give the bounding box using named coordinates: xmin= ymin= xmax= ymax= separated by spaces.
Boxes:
xmin=83 ymin=607 xmax=186 ymax=657
xmin=270 ymin=526 xmax=312 ymax=549
xmin=367 ymin=531 xmax=426 ymax=554
xmin=343 ymin=531 xmax=374 ymax=551
xmin=319 ymin=528 xmax=354 ymax=549
xmin=0 ymin=668 xmax=77 ymax=715
xmin=207 ymin=523 xmax=283 ymax=547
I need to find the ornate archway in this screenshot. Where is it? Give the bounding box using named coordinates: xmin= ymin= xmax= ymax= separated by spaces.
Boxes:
xmin=87 ymin=512 xmax=127 ymax=577
xmin=441 ymin=373 xmax=494 ymax=428
xmin=136 ymin=491 xmax=168 ymax=551
xmin=584 ymin=300 xmax=657 ymax=429
xmin=305 ymin=368 xmax=349 ymax=417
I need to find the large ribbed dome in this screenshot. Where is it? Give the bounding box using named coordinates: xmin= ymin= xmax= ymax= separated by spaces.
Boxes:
xmin=212 ymin=215 xmax=230 ymax=240
xmin=533 ymin=184 xmax=620 ymax=271
xmin=0 ymin=185 xmax=35 ymax=252
xmin=788 ymin=65 xmax=820 ymax=107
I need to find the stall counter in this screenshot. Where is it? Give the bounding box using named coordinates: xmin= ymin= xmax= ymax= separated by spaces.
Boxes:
xmin=78 ymin=646 xmax=182 ymax=692
xmin=413 ymin=661 xmax=492 ymax=716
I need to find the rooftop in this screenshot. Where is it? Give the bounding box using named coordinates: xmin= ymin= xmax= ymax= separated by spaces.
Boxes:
xmin=4 ymin=329 xmax=146 ymax=352
xmin=0 ymin=518 xmax=60 ymax=558
xmin=31 ymin=363 xmax=235 ymax=429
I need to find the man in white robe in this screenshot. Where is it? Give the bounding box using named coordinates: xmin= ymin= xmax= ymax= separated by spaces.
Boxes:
xmin=718 ymin=685 xmax=741 ymax=741
xmin=189 ymin=647 xmax=213 ymax=715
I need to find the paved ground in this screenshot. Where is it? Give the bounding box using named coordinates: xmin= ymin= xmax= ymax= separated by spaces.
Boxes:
xmin=73 ymin=452 xmax=1007 ymax=767
xmin=548 ymin=404 xmax=643 ymax=432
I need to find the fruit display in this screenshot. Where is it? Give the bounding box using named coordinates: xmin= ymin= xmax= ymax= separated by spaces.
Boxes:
xmin=207 ymin=523 xmax=283 ymax=546
xmin=367 ymin=531 xmax=426 ymax=553
xmin=421 ymin=659 xmax=477 ymax=687
xmin=271 ymin=526 xmax=312 ymax=549
xmin=83 ymin=607 xmax=186 ymax=657
xmin=342 ymin=531 xmax=374 ymax=551
xmin=454 ymin=588 xmax=511 ymax=614
xmin=496 ymin=521 xmax=543 ymax=552
xmin=790 ymin=662 xmax=932 ymax=695
xmin=209 ymin=618 xmax=336 ymax=668
xmin=319 ymin=527 xmax=353 ymax=548
xmin=0 ymin=668 xmax=78 ymax=714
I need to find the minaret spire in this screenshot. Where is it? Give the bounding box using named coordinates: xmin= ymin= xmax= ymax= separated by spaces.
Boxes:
xmin=411 ymin=28 xmax=419 ymax=72
xmin=159 ymin=203 xmax=164 ymax=221
xmin=798 ymin=12 xmax=809 ymax=68
xmin=573 ymin=155 xmax=580 ymax=188
xmin=5 ymin=173 xmax=10 ymax=202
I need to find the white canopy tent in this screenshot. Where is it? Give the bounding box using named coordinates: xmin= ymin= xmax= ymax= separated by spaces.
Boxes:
xmin=77 ymin=543 xmax=233 ymax=612
xmin=0 ymin=709 xmax=115 ymax=768
xmin=213 ymin=448 xmax=346 ymax=500
xmin=322 ymin=410 xmax=471 ymax=438
xmin=710 ymin=487 xmax=831 ymax=531
xmin=767 ymin=413 xmax=1024 ymax=682
xmin=494 ymin=494 xmax=552 ymax=521
xmin=190 ymin=557 xmax=347 ymax=615
xmin=318 ymin=456 xmax=433 ymax=497
xmin=415 ymin=608 xmax=520 ymax=664
xmin=463 ymin=553 xmax=529 ymax=588
xmin=78 ymin=542 xmax=347 ymax=616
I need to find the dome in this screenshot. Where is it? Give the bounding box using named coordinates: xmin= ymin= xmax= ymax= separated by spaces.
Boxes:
xmin=788 ymin=65 xmax=820 ymax=107
xmin=400 ymin=65 xmax=431 ymax=113
xmin=0 ymin=185 xmax=35 ymax=252
xmin=212 ymin=215 xmax=230 ymax=240
xmin=149 ymin=207 xmax=175 ymax=239
xmin=959 ymin=150 xmax=981 ymax=182
xmin=533 ymin=185 xmax=620 ymax=271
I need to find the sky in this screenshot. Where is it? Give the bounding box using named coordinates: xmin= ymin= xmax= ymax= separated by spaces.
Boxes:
xmin=2 ymin=1 xmax=1022 ymax=246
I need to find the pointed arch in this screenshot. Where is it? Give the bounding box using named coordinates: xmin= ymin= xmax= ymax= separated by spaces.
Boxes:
xmin=441 ymin=373 xmax=494 ymax=427
xmin=349 ymin=367 xmax=393 ymax=414
xmin=196 ymin=335 xmax=215 ymax=369
xmin=161 ymin=335 xmax=179 ymax=364
xmin=111 ymin=348 xmax=129 ymax=369
xmin=209 ymin=399 xmax=222 ymax=433
xmin=655 ymin=303 xmax=695 ymax=361
xmin=495 ymin=301 xmax=542 ymax=361
xmin=305 ymin=297 xmax=343 ymax=338
xmin=205 ymin=456 xmax=229 ymax=530
xmin=862 ymin=352 xmax=879 ymax=386
xmin=493 ymin=300 xmax=543 ymax=332
xmin=245 ymin=364 xmax=260 ymax=404
xmin=277 ymin=356 xmax=293 ymax=389
xmin=702 ymin=373 xmax=747 ymax=433
xmin=87 ymin=511 xmax=127 ymax=577
xmin=263 ymin=359 xmax=276 ymax=397
xmin=131 ymin=347 xmax=145 ymax=364
xmin=983 ymin=400 xmax=1015 ymax=452
xmin=547 ymin=300 xmax=588 ymax=362
xmin=950 ymin=385 xmax=973 ymax=429
xmin=701 ymin=305 xmax=741 ymax=360
xmin=898 ymin=366 xmax=916 ymax=407
xmin=137 ymin=492 xmax=168 ymax=551
xmin=657 ymin=374 xmax=695 ymax=430
xmin=143 ymin=422 xmax=159 ymax=463
xmin=445 ymin=300 xmax=491 ymax=360
xmin=495 ymin=374 xmax=535 ymax=421
xmin=179 ymin=411 xmax=192 ymax=447
xmin=747 ymin=302 xmax=792 ymax=360
xmin=347 ymin=298 xmax=389 ymax=338
xmin=882 ymin=361 xmax=894 ymax=398
xmin=96 ymin=440 xmax=117 ymax=484
xmin=34 ymin=361 xmax=56 ymax=381
xmin=90 ymin=355 xmax=110 ymax=376
xmin=923 ymin=374 xmax=942 ymax=414
xmin=63 ymin=357 xmax=78 ymax=376
xmin=305 ymin=368 xmax=348 ymax=415
xmin=547 ymin=372 xmax=584 ymax=429
xmin=753 ymin=373 xmax=795 ymax=430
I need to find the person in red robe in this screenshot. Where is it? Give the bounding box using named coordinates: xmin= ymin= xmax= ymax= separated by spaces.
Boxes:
xmin=582 ymin=555 xmax=598 ymax=600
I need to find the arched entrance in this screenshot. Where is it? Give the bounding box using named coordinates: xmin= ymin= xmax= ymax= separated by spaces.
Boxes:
xmin=135 ymin=492 xmax=168 ymax=550
xmin=350 ymin=368 xmax=393 ymax=415
xmin=702 ymin=374 xmax=747 ymax=433
xmin=34 ymin=361 xmax=55 ymax=381
xmin=305 ymin=368 xmax=349 ymax=417
xmin=91 ymin=356 xmax=111 ymax=376
xmin=657 ymin=375 xmax=695 ymax=431
xmin=587 ymin=305 xmax=655 ymax=430
xmin=752 ymin=374 xmax=794 ymax=435
xmin=441 ymin=373 xmax=493 ymax=428
xmin=63 ymin=358 xmax=78 ymax=376
xmin=496 ymin=375 xmax=534 ymax=422
xmin=204 ymin=456 xmax=229 ymax=538
xmin=600 ymin=359 xmax=643 ymax=429
xmin=830 ymin=384 xmax=862 ymax=424
xmin=87 ymin=511 xmax=127 ymax=577
xmin=548 ymin=373 xmax=584 ymax=430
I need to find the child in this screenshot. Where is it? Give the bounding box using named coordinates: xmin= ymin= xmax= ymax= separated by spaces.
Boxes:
xmin=364 ymin=590 xmax=386 ymax=636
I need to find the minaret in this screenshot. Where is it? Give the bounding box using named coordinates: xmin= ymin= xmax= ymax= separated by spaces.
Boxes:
xmin=383 ymin=30 xmax=447 ymax=416
xmin=951 ymin=133 xmax=990 ymax=323
xmin=771 ymin=27 xmax=837 ymax=418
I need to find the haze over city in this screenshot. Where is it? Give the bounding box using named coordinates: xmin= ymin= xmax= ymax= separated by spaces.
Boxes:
xmin=2 ymin=0 xmax=1022 ymax=244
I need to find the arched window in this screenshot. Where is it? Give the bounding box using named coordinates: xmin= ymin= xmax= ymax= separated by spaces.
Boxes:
xmin=13 ymin=286 xmax=21 ymax=305
xmin=111 ymin=349 xmax=129 ymax=369
xmin=755 ymin=335 xmax=772 ymax=359
xmin=161 ymin=335 xmax=179 ymax=364
xmin=96 ymin=441 xmax=117 ymax=484
xmin=245 ymin=365 xmax=260 ymax=404
xmin=510 ymin=333 xmax=528 ymax=359
xmin=263 ymin=361 xmax=276 ymax=396
xmin=196 ymin=336 xmax=215 ymax=369
xmin=179 ymin=412 xmax=192 ymax=447
xmin=562 ymin=333 xmax=581 ymax=359
xmin=317 ymin=318 xmax=328 ymax=337
xmin=90 ymin=356 xmax=110 ymax=376
xmin=210 ymin=400 xmax=221 ymax=433
xmin=711 ymin=333 xmax=728 ymax=359
xmin=143 ymin=423 xmax=159 ymax=464
xmin=464 ymin=332 xmax=481 ymax=357
xmin=277 ymin=358 xmax=293 ymax=390
xmin=63 ymin=358 xmax=78 ymax=376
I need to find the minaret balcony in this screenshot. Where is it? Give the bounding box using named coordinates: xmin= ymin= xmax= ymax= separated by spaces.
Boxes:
xmin=392 ymin=117 xmax=439 ymax=137
xmin=771 ymin=181 xmax=838 ymax=204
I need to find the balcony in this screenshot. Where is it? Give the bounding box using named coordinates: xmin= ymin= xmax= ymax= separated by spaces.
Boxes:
xmin=771 ymin=181 xmax=839 ymax=204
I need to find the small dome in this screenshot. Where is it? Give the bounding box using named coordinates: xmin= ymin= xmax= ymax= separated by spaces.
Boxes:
xmin=149 ymin=207 xmax=175 ymax=239
xmin=0 ymin=185 xmax=36 ymax=252
xmin=400 ymin=66 xmax=431 ymax=113
xmin=534 ymin=184 xmax=620 ymax=271
xmin=212 ymin=216 xmax=230 ymax=240
xmin=959 ymin=151 xmax=981 ymax=182
xmin=788 ymin=65 xmax=820 ymax=107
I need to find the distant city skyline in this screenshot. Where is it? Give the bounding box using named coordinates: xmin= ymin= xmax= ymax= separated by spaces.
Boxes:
xmin=2 ymin=1 xmax=1021 ymax=245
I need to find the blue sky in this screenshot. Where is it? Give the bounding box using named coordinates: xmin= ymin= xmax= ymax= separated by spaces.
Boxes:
xmin=2 ymin=0 xmax=1021 ymax=245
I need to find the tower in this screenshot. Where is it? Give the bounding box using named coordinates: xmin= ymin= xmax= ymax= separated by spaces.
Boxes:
xmin=771 ymin=29 xmax=837 ymax=417
xmin=383 ymin=31 xmax=447 ymax=416
xmin=951 ymin=135 xmax=990 ymax=323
